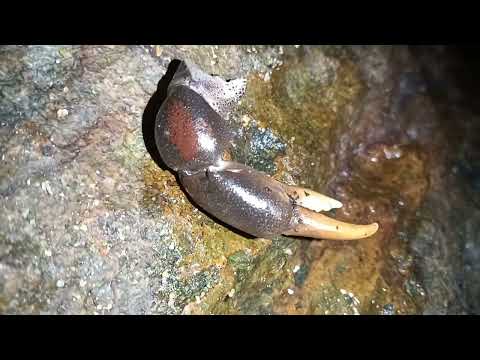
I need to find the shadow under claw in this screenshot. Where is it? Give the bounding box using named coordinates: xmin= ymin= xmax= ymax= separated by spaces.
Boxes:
xmin=142 ymin=58 xmax=181 ymax=170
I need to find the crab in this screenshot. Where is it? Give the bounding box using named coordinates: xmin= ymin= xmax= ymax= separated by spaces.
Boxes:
xmin=154 ymin=60 xmax=379 ymax=241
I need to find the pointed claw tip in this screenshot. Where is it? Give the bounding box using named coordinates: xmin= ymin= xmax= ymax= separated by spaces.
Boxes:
xmin=361 ymin=222 xmax=379 ymax=238
xmin=331 ymin=200 xmax=343 ymax=209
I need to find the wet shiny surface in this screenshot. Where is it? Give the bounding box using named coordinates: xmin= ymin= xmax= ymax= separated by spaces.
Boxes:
xmin=180 ymin=162 xmax=294 ymax=238
xmin=155 ymin=85 xmax=233 ymax=172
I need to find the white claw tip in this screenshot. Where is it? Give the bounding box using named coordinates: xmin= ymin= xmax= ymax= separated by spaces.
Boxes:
xmin=288 ymin=186 xmax=343 ymax=213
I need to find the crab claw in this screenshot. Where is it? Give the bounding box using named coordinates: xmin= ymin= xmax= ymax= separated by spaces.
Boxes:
xmin=179 ymin=161 xmax=379 ymax=241
xmin=155 ymin=60 xmax=378 ymax=241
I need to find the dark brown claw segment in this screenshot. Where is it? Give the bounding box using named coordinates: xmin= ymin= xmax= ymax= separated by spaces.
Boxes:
xmin=285 ymin=207 xmax=379 ymax=241
xmin=179 ymin=161 xmax=294 ymax=239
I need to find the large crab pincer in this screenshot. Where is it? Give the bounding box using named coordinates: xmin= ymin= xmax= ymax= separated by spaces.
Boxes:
xmin=154 ymin=60 xmax=379 ymax=241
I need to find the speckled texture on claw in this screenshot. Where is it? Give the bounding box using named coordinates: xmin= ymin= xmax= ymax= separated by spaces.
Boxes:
xmin=169 ymin=60 xmax=247 ymax=120
xmin=180 ymin=161 xmax=295 ymax=238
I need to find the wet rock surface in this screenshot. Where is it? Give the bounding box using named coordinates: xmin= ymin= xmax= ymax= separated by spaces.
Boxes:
xmin=1 ymin=45 xmax=479 ymax=314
